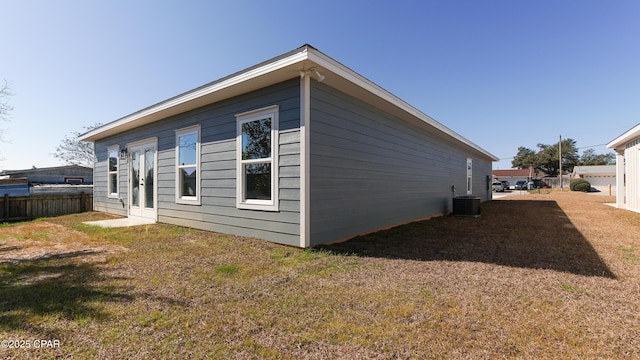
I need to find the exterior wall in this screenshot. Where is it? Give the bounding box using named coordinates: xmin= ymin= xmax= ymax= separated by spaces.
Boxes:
xmin=0 ymin=179 xmax=30 ymax=196
xmin=624 ymin=138 xmax=640 ymax=212
xmin=308 ymin=82 xmax=493 ymax=246
xmin=581 ymin=175 xmax=615 ymax=192
xmin=93 ymin=143 xmax=128 ymax=216
xmin=93 ymin=79 xmax=301 ymax=246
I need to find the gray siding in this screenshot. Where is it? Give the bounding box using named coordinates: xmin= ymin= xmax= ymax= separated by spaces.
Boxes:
xmin=94 ymin=79 xmax=301 ymax=246
xmin=93 ymin=144 xmax=128 ymax=216
xmin=309 ymin=82 xmax=493 ymax=246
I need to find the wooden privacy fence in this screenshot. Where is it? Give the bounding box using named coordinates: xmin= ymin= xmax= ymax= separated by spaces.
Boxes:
xmin=1 ymin=193 xmax=93 ymax=222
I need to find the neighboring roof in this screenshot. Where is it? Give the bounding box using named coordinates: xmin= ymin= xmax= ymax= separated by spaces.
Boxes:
xmin=0 ymin=165 xmax=92 ymax=176
xmin=607 ymin=123 xmax=640 ymax=150
xmin=80 ymin=44 xmax=498 ymax=161
xmin=572 ymin=165 xmax=615 ymax=176
xmin=492 ymin=169 xmax=533 ymax=177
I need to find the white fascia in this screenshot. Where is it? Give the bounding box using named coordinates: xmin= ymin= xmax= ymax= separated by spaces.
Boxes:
xmin=607 ymin=123 xmax=640 ymax=150
xmin=79 ymin=48 xmax=311 ymax=142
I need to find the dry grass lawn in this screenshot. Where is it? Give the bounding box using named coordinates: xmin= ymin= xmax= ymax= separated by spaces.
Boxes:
xmin=0 ymin=191 xmax=639 ymax=359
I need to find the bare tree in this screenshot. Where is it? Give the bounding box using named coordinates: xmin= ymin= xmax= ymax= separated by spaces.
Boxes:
xmin=53 ymin=123 xmax=102 ymax=168
xmin=0 ymin=79 xmax=13 ymax=143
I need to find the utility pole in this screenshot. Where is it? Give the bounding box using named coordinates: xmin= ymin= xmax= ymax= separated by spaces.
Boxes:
xmin=559 ymin=135 xmax=563 ymax=192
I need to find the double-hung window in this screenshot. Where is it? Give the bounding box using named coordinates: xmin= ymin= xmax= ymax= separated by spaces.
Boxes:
xmin=236 ymin=105 xmax=279 ymax=211
xmin=107 ymin=146 xmax=119 ymax=198
xmin=175 ymin=126 xmax=200 ymax=205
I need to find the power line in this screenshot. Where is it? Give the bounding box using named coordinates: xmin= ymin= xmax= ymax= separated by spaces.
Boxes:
xmin=576 ymin=143 xmax=608 ymax=150
xmin=496 ymin=143 xmax=612 ymax=160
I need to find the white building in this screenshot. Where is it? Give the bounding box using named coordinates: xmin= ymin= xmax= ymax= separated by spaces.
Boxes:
xmin=571 ymin=165 xmax=616 ymax=194
xmin=607 ymin=124 xmax=640 ymax=213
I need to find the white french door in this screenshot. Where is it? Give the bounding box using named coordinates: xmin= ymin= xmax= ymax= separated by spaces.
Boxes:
xmin=128 ymin=139 xmax=157 ymax=220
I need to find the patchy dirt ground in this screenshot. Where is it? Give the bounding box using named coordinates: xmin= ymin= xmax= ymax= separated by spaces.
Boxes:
xmin=1 ymin=193 xmax=639 ymax=359
xmin=0 ymin=221 xmax=127 ymax=264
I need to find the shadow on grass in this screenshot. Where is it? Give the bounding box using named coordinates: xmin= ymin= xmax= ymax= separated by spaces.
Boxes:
xmin=319 ymin=200 xmax=616 ymax=278
xmin=0 ymin=254 xmax=133 ymax=336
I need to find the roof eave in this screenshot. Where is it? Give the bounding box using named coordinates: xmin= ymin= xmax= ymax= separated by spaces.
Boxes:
xmin=606 ymin=123 xmax=640 ymax=150
xmin=79 ymin=46 xmax=313 ymax=142
xmin=80 ymin=45 xmax=498 ymax=161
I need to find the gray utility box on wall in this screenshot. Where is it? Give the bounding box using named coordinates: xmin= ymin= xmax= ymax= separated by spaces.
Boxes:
xmin=452 ymin=196 xmax=481 ymax=217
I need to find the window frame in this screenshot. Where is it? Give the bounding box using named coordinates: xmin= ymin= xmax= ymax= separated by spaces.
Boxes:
xmin=107 ymin=145 xmax=119 ymax=198
xmin=235 ymin=105 xmax=279 ymax=211
xmin=175 ymin=125 xmax=201 ymax=205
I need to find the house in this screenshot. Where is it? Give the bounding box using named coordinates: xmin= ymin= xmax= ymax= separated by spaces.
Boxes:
xmin=0 ymin=178 xmax=29 ymax=197
xmin=0 ymin=165 xmax=93 ymax=196
xmin=571 ymin=165 xmax=616 ymax=193
xmin=0 ymin=165 xmax=93 ymax=184
xmin=492 ymin=169 xmax=534 ymax=187
xmin=607 ymin=123 xmax=640 ymax=213
xmin=79 ymin=45 xmax=498 ymax=247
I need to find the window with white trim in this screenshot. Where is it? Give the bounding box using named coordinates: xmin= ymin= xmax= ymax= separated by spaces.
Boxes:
xmin=466 ymin=158 xmax=473 ymax=194
xmin=107 ymin=146 xmax=119 ymax=198
xmin=175 ymin=126 xmax=200 ymax=204
xmin=236 ymin=105 xmax=279 ymax=211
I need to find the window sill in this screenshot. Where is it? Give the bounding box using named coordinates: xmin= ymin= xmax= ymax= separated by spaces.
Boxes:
xmin=176 ymin=197 xmax=201 ymax=206
xmin=237 ymin=201 xmax=278 ymax=212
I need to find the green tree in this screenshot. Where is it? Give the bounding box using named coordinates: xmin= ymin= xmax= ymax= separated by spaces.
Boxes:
xmin=536 ymin=139 xmax=579 ymax=176
xmin=511 ymin=146 xmax=537 ymax=169
xmin=579 ymin=148 xmax=615 ymax=165
xmin=511 ymin=138 xmax=579 ymax=176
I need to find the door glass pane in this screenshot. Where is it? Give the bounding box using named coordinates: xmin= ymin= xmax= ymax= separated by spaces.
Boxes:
xmin=108 ymin=150 xmax=118 ymax=171
xmin=109 ymin=174 xmax=118 ymax=194
xmin=131 ymin=151 xmax=140 ymax=207
xmin=145 ymin=148 xmax=154 ymax=209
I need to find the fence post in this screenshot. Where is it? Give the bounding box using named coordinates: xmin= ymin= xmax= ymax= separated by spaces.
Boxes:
xmin=80 ymin=192 xmax=85 ymax=212
xmin=3 ymin=194 xmax=9 ymax=222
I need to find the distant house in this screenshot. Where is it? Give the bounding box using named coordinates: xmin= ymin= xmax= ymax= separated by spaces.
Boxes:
xmin=571 ymin=165 xmax=616 ymax=193
xmin=0 ymin=165 xmax=93 ymax=196
xmin=492 ymin=169 xmax=534 ymax=186
xmin=0 ymin=178 xmax=29 ymax=197
xmin=607 ymin=124 xmax=640 ymax=213
xmin=80 ymin=44 xmax=497 ymax=247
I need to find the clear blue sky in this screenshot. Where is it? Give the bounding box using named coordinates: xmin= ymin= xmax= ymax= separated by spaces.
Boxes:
xmin=1 ymin=0 xmax=638 ymax=171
